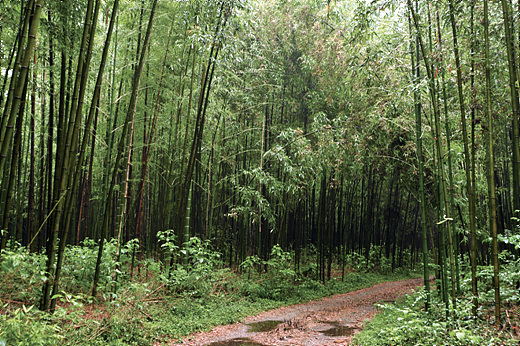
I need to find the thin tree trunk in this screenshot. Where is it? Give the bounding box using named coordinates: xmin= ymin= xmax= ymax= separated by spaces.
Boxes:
xmin=500 ymin=0 xmax=520 ymax=221
xmin=447 ymin=0 xmax=478 ymax=314
xmin=0 ymin=0 xmax=42 ymax=182
xmin=47 ymin=0 xmax=101 ymax=312
xmin=434 ymin=5 xmax=456 ymax=309
xmin=176 ymin=1 xmax=230 ymax=255
xmin=484 ymin=0 xmax=501 ymax=323
xmin=28 ymin=53 xmax=36 ymax=252
xmin=407 ymin=0 xmax=430 ymax=311
xmin=43 ymin=10 xmax=56 ymax=251
xmin=258 ymin=113 xmax=266 ymax=255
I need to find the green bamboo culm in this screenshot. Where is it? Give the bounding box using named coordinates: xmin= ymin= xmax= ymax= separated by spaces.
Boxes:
xmin=484 ymin=0 xmax=501 ymax=323
xmin=50 ymin=0 xmax=120 ymax=312
xmin=183 ymin=181 xmax=192 ymax=266
xmin=433 ymin=6 xmax=457 ymax=311
xmin=92 ymin=0 xmax=158 ymax=298
xmin=447 ymin=0 xmax=478 ymax=316
xmin=0 ymin=0 xmax=42 ymax=251
xmin=41 ymin=0 xmax=97 ymax=311
xmin=0 ymin=0 xmax=41 ymax=174
xmin=407 ymin=0 xmax=430 ymax=313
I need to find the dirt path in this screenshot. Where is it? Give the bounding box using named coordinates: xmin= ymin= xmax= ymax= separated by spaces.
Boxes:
xmin=176 ymin=277 xmax=428 ymax=346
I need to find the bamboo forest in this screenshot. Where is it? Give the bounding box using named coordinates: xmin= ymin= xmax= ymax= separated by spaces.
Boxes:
xmin=1 ymin=0 xmax=520 ymax=344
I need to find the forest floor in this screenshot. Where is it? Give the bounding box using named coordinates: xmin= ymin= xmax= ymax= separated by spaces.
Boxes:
xmin=167 ymin=277 xmax=429 ymax=346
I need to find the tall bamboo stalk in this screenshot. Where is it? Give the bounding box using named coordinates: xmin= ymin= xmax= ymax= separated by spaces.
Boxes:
xmin=499 ymin=0 xmax=520 ymax=219
xmin=447 ymin=0 xmax=478 ymax=314
xmin=0 ymin=0 xmax=42 ymax=250
xmin=484 ymin=0 xmax=501 ymax=323
xmin=42 ymin=0 xmax=98 ymax=311
xmin=434 ymin=6 xmax=456 ymax=309
xmin=407 ymin=0 xmax=430 ymax=312
xmin=50 ymin=0 xmax=119 ymax=311
xmin=92 ymin=0 xmax=158 ymax=297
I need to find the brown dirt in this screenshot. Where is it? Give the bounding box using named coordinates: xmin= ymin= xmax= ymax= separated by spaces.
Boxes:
xmin=173 ymin=277 xmax=429 ymax=346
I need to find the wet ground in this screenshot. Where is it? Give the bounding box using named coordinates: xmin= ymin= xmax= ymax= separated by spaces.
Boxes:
xmin=170 ymin=277 xmax=428 ymax=346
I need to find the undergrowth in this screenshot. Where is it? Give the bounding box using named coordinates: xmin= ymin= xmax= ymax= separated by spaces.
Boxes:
xmin=353 ymin=234 xmax=520 ymax=346
xmin=0 ymin=238 xmax=415 ymax=345
xmin=353 ymin=288 xmax=519 ymax=346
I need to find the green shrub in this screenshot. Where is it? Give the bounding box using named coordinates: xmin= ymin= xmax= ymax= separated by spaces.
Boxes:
xmin=59 ymin=238 xmax=139 ymax=297
xmin=237 ymin=245 xmax=298 ymax=300
xmin=345 ymin=245 xmax=393 ymax=273
xmin=0 ymin=245 xmax=47 ymax=303
xmin=0 ymin=304 xmax=61 ymax=346
xmin=354 ymin=287 xmax=518 ymax=346
xmin=161 ymin=236 xmax=222 ymax=297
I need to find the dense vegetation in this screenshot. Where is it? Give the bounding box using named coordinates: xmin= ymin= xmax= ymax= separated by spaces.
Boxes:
xmin=1 ymin=0 xmax=520 ymax=344
xmin=1 ymin=239 xmax=415 ymax=344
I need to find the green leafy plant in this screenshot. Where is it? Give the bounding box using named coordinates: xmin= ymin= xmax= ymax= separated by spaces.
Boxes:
xmin=354 ymin=273 xmax=519 ymax=346
xmin=238 ymin=245 xmax=298 ymax=300
xmin=163 ymin=237 xmax=222 ymax=297
xmin=0 ymin=304 xmax=61 ymax=345
xmin=344 ymin=245 xmax=393 ymax=273
xmin=265 ymin=244 xmax=297 ymax=281
xmin=345 ymin=251 xmax=368 ymax=271
xmin=0 ymin=245 xmax=47 ymax=303
xmin=240 ymin=254 xmax=263 ymax=278
xmin=157 ymin=229 xmax=179 ymax=266
xmin=60 ymin=238 xmax=129 ymax=296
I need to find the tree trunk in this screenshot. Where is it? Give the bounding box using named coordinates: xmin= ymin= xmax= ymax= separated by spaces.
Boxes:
xmin=484 ymin=0 xmax=501 ymax=323
xmin=447 ymin=0 xmax=478 ymax=315
xmin=407 ymin=0 xmax=430 ymax=311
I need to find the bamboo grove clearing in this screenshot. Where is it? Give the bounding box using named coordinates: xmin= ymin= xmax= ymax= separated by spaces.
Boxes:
xmin=1 ymin=0 xmax=520 ymax=344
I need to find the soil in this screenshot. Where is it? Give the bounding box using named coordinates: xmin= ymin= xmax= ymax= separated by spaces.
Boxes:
xmin=173 ymin=277 xmax=429 ymax=346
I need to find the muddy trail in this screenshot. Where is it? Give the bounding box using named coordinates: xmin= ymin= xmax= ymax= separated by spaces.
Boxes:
xmin=176 ymin=277 xmax=428 ymax=346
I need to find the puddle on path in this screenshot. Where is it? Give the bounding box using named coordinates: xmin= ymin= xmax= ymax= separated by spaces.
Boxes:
xmin=321 ymin=322 xmax=357 ymax=337
xmin=246 ymin=320 xmax=282 ymax=333
xmin=205 ymin=338 xmax=267 ymax=346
